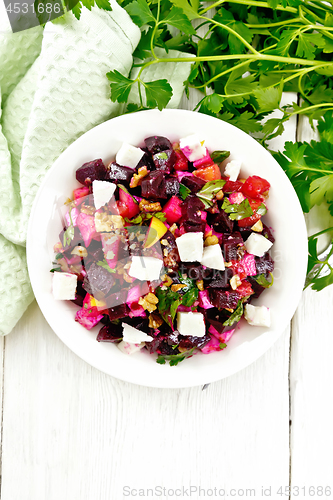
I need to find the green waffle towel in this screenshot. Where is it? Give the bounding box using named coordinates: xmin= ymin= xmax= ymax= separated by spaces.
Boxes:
xmin=0 ymin=2 xmax=193 ymax=335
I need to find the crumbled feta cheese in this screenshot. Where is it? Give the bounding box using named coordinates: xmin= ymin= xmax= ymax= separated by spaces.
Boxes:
xmin=117 ymin=340 xmax=146 ymax=354
xmin=122 ymin=323 xmax=154 ymax=344
xmin=176 ymin=232 xmax=204 ymax=262
xmin=179 ymin=133 xmax=207 ymax=162
xmin=244 ymin=304 xmax=271 ymax=327
xmin=244 ymin=233 xmax=273 ymax=257
xmin=52 ymin=272 xmax=77 ymax=300
xmin=116 ymin=142 xmax=145 ymax=169
xmin=92 ymin=180 xmax=116 ymax=210
xmin=200 ymin=244 xmax=225 ymax=271
xmin=128 ymin=256 xmax=163 ymax=281
xmin=224 ymin=160 xmax=242 ymax=182
xmin=177 ymin=311 xmax=206 ymax=337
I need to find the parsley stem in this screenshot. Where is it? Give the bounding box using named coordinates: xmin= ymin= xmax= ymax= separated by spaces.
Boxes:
xmin=289 ymin=103 xmax=333 ymax=121
xmin=193 ymin=60 xmax=250 ymax=90
xmin=199 ymin=0 xmax=297 ymax=14
xmin=200 ymin=16 xmax=259 ymax=55
xmin=246 ymin=19 xmax=302 ymax=29
xmin=310 ymin=227 xmax=333 ymax=240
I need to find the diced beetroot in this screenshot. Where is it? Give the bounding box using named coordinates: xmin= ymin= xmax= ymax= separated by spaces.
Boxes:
xmin=209 ymin=324 xmax=235 ymax=343
xmin=241 ymin=175 xmax=270 ymax=198
xmin=193 ymin=152 xmax=214 ymax=169
xmin=65 ymin=207 xmax=79 ymax=227
xmin=200 ymin=211 xmax=207 ymax=221
xmin=83 ymin=262 xmax=115 ymax=299
xmin=76 ymin=159 xmax=107 ymax=186
xmin=165 ymin=177 xmax=180 ymax=197
xmin=174 ymin=149 xmax=189 ymax=171
xmin=126 ymin=285 xmax=142 ymax=305
xmin=105 ymin=163 xmax=133 ymax=185
xmin=129 ymin=303 xmax=146 ymax=318
xmin=211 ymin=210 xmax=234 ymax=233
xmin=201 ymin=335 xmax=223 ymax=354
xmin=77 ymin=212 xmax=96 ymax=247
xmin=118 ymin=187 xmax=140 ymax=219
xmin=153 ymin=149 xmax=176 ymax=173
xmin=141 ymin=171 xmax=167 ymax=200
xmin=240 ymin=253 xmax=256 ymax=276
xmin=163 ymin=196 xmax=182 ymax=224
xmin=101 ymin=233 xmax=120 ymax=269
xmin=181 ymin=174 xmax=206 ymax=193
xmin=75 ymin=309 xmax=104 ymax=330
xmin=145 ymin=136 xmax=172 ymax=154
xmin=209 ymin=289 xmax=240 ymax=310
xmin=176 ymin=171 xmax=192 ymax=182
xmin=107 ymin=303 xmax=130 ymax=321
xmin=198 ymin=290 xmax=214 ymax=309
xmin=97 ymin=323 xmax=123 ymax=342
xmin=229 ymin=192 xmax=245 ymax=204
xmin=73 ymin=186 xmax=89 ymax=200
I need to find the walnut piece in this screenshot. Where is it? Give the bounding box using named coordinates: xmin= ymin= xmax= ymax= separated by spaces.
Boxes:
xmin=138 ymin=292 xmax=159 ymax=312
xmin=148 ymin=313 xmax=164 ymax=329
xmin=204 ymin=235 xmax=219 ymax=246
xmin=130 ymin=166 xmax=149 ymax=188
xmin=196 ymin=280 xmax=204 ymax=291
xmin=171 ymin=283 xmax=186 ymax=292
xmin=95 ymin=212 xmax=124 ymax=232
xmin=230 ymin=274 xmax=242 ymax=290
xmin=139 ymin=199 xmax=162 ymax=213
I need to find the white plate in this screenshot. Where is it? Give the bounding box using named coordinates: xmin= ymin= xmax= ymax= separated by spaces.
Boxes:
xmin=27 ymin=109 xmax=308 ymax=388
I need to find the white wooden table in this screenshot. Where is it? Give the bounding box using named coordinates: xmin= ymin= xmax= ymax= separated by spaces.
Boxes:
xmin=1 ymin=93 xmax=333 ymax=500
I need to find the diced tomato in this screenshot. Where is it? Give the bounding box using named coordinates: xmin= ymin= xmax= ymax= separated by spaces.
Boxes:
xmin=223 ymin=179 xmax=243 ymax=193
xmin=238 ymin=198 xmax=264 ymax=227
xmin=193 ymin=163 xmax=221 ymax=181
xmin=237 ymin=281 xmax=254 ymax=298
xmin=173 ymin=149 xmax=189 ymax=171
xmin=241 ymin=175 xmax=270 ymax=199
xmin=116 ymin=200 xmax=130 ymax=218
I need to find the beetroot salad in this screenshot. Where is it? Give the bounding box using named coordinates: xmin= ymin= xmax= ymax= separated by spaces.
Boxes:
xmin=51 ymin=134 xmax=274 ymax=366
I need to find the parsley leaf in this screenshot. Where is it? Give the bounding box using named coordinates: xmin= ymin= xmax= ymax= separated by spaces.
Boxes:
xmin=107 ymin=71 xmax=135 ymax=103
xmin=161 ymin=6 xmax=196 ymax=35
xmin=179 ymin=183 xmax=191 ymax=200
xmin=156 ymin=347 xmax=196 ymax=366
xmin=125 ymin=0 xmax=155 ymax=26
xmin=96 ymin=260 xmax=116 ymax=273
xmin=253 ymin=273 xmax=274 ymax=288
xmin=181 ymin=287 xmax=199 ymax=307
xmin=155 ymin=287 xmax=180 ymax=327
xmin=222 ymin=198 xmax=254 ymax=220
xmin=170 ymin=0 xmax=199 ymax=20
xmin=71 ymin=0 xmax=111 ymax=20
xmin=305 ymin=228 xmax=333 ymax=291
xmin=143 ymin=79 xmax=173 ymax=110
xmin=211 ymin=150 xmax=230 ymax=163
xmin=223 ymin=301 xmax=243 ymax=326
xmin=197 ymin=180 xmax=226 ymax=208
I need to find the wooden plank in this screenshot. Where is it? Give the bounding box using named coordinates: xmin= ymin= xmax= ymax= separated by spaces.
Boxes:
xmin=290 ymin=116 xmax=333 ymax=498
xmin=1 ymin=302 xmax=290 ymax=500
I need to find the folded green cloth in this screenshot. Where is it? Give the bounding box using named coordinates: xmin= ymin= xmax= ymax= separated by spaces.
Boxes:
xmin=0 ymin=3 xmax=193 ymax=335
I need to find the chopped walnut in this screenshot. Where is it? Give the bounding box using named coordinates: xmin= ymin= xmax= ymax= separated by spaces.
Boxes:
xmin=215 ymin=189 xmax=224 ymax=200
xmin=161 ymin=239 xmax=170 ymax=247
xmin=161 ymin=274 xmax=173 ymax=287
xmin=171 ymin=284 xmax=186 ymax=292
xmin=196 ymin=280 xmax=204 ymax=291
xmin=95 ymin=212 xmax=124 ymax=232
xmin=149 ymin=313 xmax=164 ymax=329
xmin=71 ymin=246 xmax=88 ymax=258
xmin=81 ymin=205 xmax=95 ymax=216
xmin=139 ymin=293 xmax=159 ymax=312
xmin=130 ymin=166 xmax=149 ymax=188
xmin=123 ymin=272 xmax=134 ymax=283
xmin=251 ymin=219 xmax=263 ymax=232
xmin=169 ymin=223 xmax=177 ymax=235
xmin=224 ymin=262 xmax=232 ymax=268
xmin=204 ymin=235 xmax=219 ymax=246
xmin=230 ymin=274 xmax=242 ymax=290
xmin=139 ymin=199 xmax=162 ymax=213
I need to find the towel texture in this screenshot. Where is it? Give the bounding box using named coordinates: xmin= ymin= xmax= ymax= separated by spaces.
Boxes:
xmin=0 ymin=3 xmax=192 ymax=335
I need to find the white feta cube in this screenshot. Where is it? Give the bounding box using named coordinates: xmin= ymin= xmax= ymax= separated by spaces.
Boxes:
xmin=200 ymin=244 xmax=225 ymax=271
xmin=52 ymin=271 xmax=77 ymax=300
xmin=224 ymin=159 xmax=242 ymax=182
xmin=116 ymin=142 xmax=145 ymax=169
xmin=244 ymin=232 xmax=273 ymax=257
xmin=244 ymin=304 xmax=271 ymax=327
xmin=117 ymin=340 xmax=146 ymax=354
xmin=176 ymin=232 xmax=204 ymax=262
xmin=92 ymin=180 xmax=116 ymax=210
xmin=128 ymin=256 xmax=163 ymax=281
xmin=122 ymin=323 xmax=154 ymax=344
xmin=179 ymin=133 xmax=207 ymax=162
xmin=177 ymin=311 xmax=206 ymax=338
